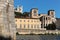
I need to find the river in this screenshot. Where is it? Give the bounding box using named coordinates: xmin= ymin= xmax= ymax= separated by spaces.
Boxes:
xmin=16 ymin=35 xmax=60 ymax=40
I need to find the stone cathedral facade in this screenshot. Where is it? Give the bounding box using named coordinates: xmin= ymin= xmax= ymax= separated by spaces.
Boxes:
xmin=0 ymin=0 xmax=16 ymax=40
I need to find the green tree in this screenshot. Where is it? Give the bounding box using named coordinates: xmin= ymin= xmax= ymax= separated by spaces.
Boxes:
xmin=46 ymin=22 xmax=56 ymax=30
xmin=15 ymin=12 xmax=23 ymax=18
xmin=0 ymin=36 xmax=11 ymax=40
xmin=23 ymin=12 xmax=30 ymax=17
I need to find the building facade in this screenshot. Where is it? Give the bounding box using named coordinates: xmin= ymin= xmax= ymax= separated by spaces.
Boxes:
xmin=15 ymin=18 xmax=42 ymax=34
xmin=0 ymin=0 xmax=16 ymax=40
xmin=15 ymin=8 xmax=56 ymax=34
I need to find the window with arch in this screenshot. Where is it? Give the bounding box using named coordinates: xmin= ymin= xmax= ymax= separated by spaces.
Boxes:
xmin=33 ymin=10 xmax=37 ymax=16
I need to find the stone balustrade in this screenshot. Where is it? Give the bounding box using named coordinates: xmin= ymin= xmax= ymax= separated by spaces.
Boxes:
xmin=17 ymin=29 xmax=60 ymax=35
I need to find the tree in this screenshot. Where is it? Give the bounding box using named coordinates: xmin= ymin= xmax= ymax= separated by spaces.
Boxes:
xmin=15 ymin=12 xmax=23 ymax=18
xmin=23 ymin=12 xmax=30 ymax=17
xmin=46 ymin=22 xmax=56 ymax=30
xmin=15 ymin=12 xmax=30 ymax=18
xmin=0 ymin=36 xmax=11 ymax=40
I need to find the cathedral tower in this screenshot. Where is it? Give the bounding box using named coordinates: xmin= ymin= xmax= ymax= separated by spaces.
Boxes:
xmin=0 ymin=0 xmax=16 ymax=40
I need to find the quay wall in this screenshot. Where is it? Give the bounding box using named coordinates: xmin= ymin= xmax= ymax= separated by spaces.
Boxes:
xmin=17 ymin=29 xmax=60 ymax=34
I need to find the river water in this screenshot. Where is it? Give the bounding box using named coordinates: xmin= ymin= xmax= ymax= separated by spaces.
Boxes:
xmin=16 ymin=35 xmax=60 ymax=40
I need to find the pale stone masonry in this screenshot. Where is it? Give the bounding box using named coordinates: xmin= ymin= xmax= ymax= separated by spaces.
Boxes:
xmin=15 ymin=8 xmax=56 ymax=34
xmin=0 ymin=0 xmax=16 ymax=40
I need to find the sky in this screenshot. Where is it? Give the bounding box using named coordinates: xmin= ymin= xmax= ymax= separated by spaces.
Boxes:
xmin=14 ymin=0 xmax=60 ymax=18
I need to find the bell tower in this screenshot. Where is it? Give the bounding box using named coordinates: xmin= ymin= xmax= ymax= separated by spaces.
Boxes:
xmin=30 ymin=8 xmax=38 ymax=18
xmin=0 ymin=0 xmax=16 ymax=40
xmin=48 ymin=10 xmax=55 ymax=18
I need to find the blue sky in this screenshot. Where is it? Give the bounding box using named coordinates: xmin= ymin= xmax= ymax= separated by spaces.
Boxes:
xmin=14 ymin=0 xmax=60 ymax=18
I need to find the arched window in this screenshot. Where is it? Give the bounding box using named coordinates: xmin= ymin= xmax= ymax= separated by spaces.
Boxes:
xmin=33 ymin=10 xmax=37 ymax=16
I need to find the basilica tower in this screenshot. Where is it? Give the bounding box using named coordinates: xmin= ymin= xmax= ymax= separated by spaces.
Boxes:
xmin=0 ymin=0 xmax=16 ymax=40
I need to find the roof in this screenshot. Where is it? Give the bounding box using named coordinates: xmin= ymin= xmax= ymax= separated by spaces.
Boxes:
xmin=31 ymin=8 xmax=38 ymax=10
xmin=15 ymin=17 xmax=39 ymax=19
xmin=48 ymin=10 xmax=55 ymax=11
